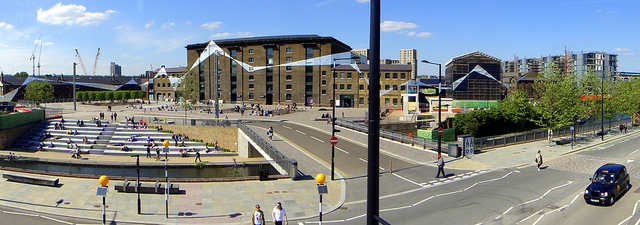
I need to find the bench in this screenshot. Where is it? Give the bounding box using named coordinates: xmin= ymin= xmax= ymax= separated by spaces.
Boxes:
xmin=114 ymin=180 xmax=180 ymax=194
xmin=3 ymin=173 xmax=59 ymax=187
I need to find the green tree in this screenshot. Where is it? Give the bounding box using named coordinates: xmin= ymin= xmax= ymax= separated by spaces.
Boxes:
xmin=76 ymin=91 xmax=84 ymax=100
xmin=611 ymin=78 xmax=640 ymax=121
xmin=96 ymin=91 xmax=106 ymax=101
xmin=114 ymin=91 xmax=122 ymax=100
xmin=106 ymin=91 xmax=115 ymax=102
xmin=24 ymin=80 xmax=54 ymax=103
xmin=533 ymin=63 xmax=584 ymax=128
xmin=88 ymin=91 xmax=96 ymax=100
xmin=122 ymin=90 xmax=131 ymax=100
xmin=14 ymin=71 xmax=28 ymax=77
xmin=180 ymin=71 xmax=199 ymax=103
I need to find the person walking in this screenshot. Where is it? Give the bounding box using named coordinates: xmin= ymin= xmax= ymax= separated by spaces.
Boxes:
xmin=252 ymin=204 xmax=265 ymax=225
xmin=155 ymin=148 xmax=160 ymax=161
xmin=536 ymin=150 xmax=543 ymax=171
xmin=272 ymin=202 xmax=288 ymax=225
xmin=146 ymin=146 xmax=151 ymax=158
xmin=267 ymin=127 xmax=274 ymax=141
xmin=195 ymin=150 xmax=202 ymax=163
xmin=435 ymin=154 xmax=446 ymax=178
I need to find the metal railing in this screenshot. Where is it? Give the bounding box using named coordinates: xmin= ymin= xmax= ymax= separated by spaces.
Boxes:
xmin=475 ymin=117 xmax=633 ymax=149
xmin=237 ymin=121 xmax=298 ymax=180
xmin=335 ymin=118 xmax=438 ymax=150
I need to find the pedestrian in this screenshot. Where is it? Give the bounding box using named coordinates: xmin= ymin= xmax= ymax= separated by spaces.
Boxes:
xmin=547 ymin=129 xmax=553 ymax=146
xmin=536 ymin=150 xmax=543 ymax=171
xmin=114 ymin=112 xmax=117 ymax=121
xmin=267 ymin=126 xmax=274 ymax=141
xmin=272 ymin=202 xmax=288 ymax=225
xmin=252 ymin=204 xmax=265 ymax=225
xmin=435 ymin=154 xmax=446 ymax=178
xmin=195 ymin=150 xmax=202 ymax=163
xmin=110 ymin=113 xmax=114 ymax=121
xmin=146 ymin=146 xmax=151 ymax=158
xmin=155 ymin=148 xmax=160 ymax=161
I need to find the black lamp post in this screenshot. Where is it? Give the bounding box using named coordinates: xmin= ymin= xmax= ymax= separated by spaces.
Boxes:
xmin=601 ymin=74 xmax=605 ymax=141
xmin=131 ymin=155 xmax=141 ymax=214
xmin=331 ymin=56 xmax=358 ymax=181
xmin=421 ymin=60 xmax=442 ymax=156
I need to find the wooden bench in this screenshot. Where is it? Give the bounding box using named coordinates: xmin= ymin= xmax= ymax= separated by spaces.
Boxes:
xmin=3 ymin=173 xmax=59 ymax=187
xmin=114 ymin=180 xmax=180 ymax=194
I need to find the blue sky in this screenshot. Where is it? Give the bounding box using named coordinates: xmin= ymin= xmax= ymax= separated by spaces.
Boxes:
xmin=1 ymin=0 xmax=639 ymax=77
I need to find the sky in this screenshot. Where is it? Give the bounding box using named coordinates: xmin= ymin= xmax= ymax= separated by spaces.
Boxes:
xmin=1 ymin=0 xmax=639 ymax=77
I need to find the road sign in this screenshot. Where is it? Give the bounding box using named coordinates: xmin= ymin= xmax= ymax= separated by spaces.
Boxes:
xmin=438 ymin=127 xmax=444 ymax=135
xmin=330 ymin=137 xmax=338 ymax=145
xmin=318 ymin=184 xmax=328 ymax=195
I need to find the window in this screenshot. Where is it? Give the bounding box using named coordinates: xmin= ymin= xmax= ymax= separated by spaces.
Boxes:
xmin=322 ymin=71 xmax=327 ymax=75
xmin=339 ymin=84 xmax=345 ymax=89
xmin=249 ymin=84 xmax=254 ymax=89
xmin=359 ymin=84 xmax=364 ymax=90
xmin=393 ymin=85 xmax=398 ymax=90
xmin=249 ymin=75 xmax=254 ymax=80
xmin=162 ymin=83 xmax=165 ymax=87
xmin=347 ymin=72 xmax=352 ymax=78
xmin=385 ymin=73 xmax=390 ymax=78
xmin=393 ymin=73 xmax=398 ymax=78
xmin=359 ymin=98 xmax=364 ymax=104
xmin=322 ymin=80 xmax=327 ymax=85
xmin=286 ymin=66 xmax=292 ymax=70
xmin=286 ymin=84 xmax=292 ymax=90
xmin=401 ymin=73 xmax=406 ymax=79
xmin=286 ymin=47 xmax=292 ymax=53
xmin=385 ymin=85 xmax=390 ymax=90
xmin=286 ymin=94 xmax=292 ymax=100
xmin=400 ymin=86 xmax=406 ymax=91
xmin=286 ymin=56 xmax=292 ymax=62
xmin=385 ymin=98 xmax=390 ymax=105
xmin=408 ymin=96 xmax=416 ymax=102
xmin=340 ymin=72 xmax=345 ymax=78
xmin=286 ymin=75 xmax=292 ymax=80
xmin=322 ymin=90 xmax=327 ymax=94
xmin=346 ymin=84 xmax=352 ymax=90
xmin=157 ymin=83 xmax=161 ymax=87
xmin=248 ymin=49 xmax=254 ymax=54
xmin=248 ymin=57 xmax=254 ymax=63
xmin=359 ymin=73 xmax=364 ymax=78
xmin=393 ymin=98 xmax=398 ymax=105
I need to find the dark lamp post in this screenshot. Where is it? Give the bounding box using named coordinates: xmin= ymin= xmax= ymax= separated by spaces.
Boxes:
xmin=421 ymin=60 xmax=442 ymax=156
xmin=331 ymin=56 xmax=359 ymax=181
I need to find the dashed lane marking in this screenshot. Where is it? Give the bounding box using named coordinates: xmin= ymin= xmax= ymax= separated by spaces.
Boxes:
xmin=296 ymin=130 xmax=306 ymax=135
xmin=336 ymin=147 xmax=349 ymax=154
xmin=310 ymin=136 xmax=324 ymax=143
xmin=283 ymin=126 xmax=292 ymax=129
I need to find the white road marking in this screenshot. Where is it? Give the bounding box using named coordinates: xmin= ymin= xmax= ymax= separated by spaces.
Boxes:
xmin=283 ymin=126 xmax=292 ymax=129
xmin=296 ymin=130 xmax=306 ymax=135
xmin=310 ymin=136 xmax=324 ymax=143
xmin=336 ymin=147 xmax=349 ymax=154
xmin=628 ymin=149 xmax=639 ymax=156
xmin=40 ymin=215 xmax=74 ymax=225
xmin=392 ymin=173 xmax=423 ymax=187
xmin=518 ymin=209 xmax=543 ymax=224
xmin=533 ymin=193 xmax=581 ymax=225
xmin=358 ymin=158 xmax=367 ymax=163
xmin=618 ymin=199 xmax=640 ymax=225
xmin=2 ymin=211 xmax=38 ymax=217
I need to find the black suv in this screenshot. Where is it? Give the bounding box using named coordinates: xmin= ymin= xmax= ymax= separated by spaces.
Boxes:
xmin=584 ymin=163 xmax=631 ymax=206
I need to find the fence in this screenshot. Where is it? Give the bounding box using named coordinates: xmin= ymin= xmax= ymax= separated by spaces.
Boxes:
xmin=474 ymin=116 xmax=633 ymax=149
xmin=335 ymin=118 xmax=438 ymax=150
xmin=142 ymin=116 xmax=298 ymax=179
xmin=237 ymin=121 xmax=298 ymax=180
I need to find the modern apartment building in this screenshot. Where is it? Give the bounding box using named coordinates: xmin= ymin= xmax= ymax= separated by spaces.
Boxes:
xmin=445 ymin=51 xmax=505 ymax=101
xmin=110 ymin=62 xmax=121 ymax=77
xmin=503 ymin=51 xmax=618 ymax=78
xmin=400 ymin=49 xmax=418 ymax=79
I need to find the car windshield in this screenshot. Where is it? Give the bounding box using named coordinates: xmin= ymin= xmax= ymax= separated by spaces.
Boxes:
xmin=593 ymin=172 xmax=614 ymax=184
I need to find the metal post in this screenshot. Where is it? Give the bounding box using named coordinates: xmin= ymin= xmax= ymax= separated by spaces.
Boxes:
xmin=319 ymin=194 xmax=323 ymax=225
xmin=214 ymin=51 xmax=220 ymax=119
xmin=102 ymin=196 xmax=106 ymax=225
xmin=136 ymin=155 xmax=140 ymax=214
xmin=437 ymin=63 xmax=442 ymax=155
xmin=367 ymin=0 xmax=381 ymax=223
xmin=601 ymin=75 xmax=604 ymax=141
xmin=332 ymin=59 xmax=336 ymax=181
xmin=165 ymin=152 xmax=168 ymax=218
xmin=73 ymin=63 xmax=77 ymax=111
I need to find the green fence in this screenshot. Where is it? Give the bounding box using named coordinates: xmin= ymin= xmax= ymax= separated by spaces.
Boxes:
xmin=417 ymin=128 xmax=456 ymax=142
xmin=0 ymin=109 xmax=45 ymax=130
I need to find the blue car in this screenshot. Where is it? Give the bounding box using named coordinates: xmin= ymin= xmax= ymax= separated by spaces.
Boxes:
xmin=584 ymin=163 xmax=631 ymax=206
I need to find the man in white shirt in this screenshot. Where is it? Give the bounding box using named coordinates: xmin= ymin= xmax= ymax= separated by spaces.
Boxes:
xmin=272 ymin=202 xmax=287 ymax=225
xmin=252 ymin=204 xmax=265 ymax=225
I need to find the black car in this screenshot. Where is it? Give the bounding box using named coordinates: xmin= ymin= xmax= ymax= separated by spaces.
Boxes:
xmin=584 ymin=163 xmax=631 ymax=205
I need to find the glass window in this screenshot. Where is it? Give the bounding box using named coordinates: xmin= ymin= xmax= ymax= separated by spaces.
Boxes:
xmin=393 ymin=85 xmax=398 ymax=90
xmin=401 ymin=73 xmax=406 ymax=79
xmin=347 ymin=72 xmax=352 ymax=78
xmin=286 ymin=66 xmax=292 ymax=70
xmin=359 ymin=85 xmax=364 ymax=90
xmin=400 ymin=86 xmax=406 ymax=91
xmin=359 ymin=98 xmax=364 ymax=104
xmin=249 ymin=84 xmax=254 ymax=89
xmin=322 ymin=80 xmax=327 ymax=85
xmin=393 ymin=98 xmax=398 ymax=104
xmin=322 ymin=71 xmax=327 ymax=75
xmin=385 ymin=98 xmax=390 ymax=105
xmin=340 ymin=72 xmax=345 ymax=78
xmin=248 ymin=49 xmax=254 ymax=54
xmin=359 ymin=73 xmax=364 ymax=78
xmin=385 ymin=85 xmax=390 ymax=90
xmin=286 ymin=47 xmax=292 ymax=53
xmin=385 ymin=73 xmax=390 ymax=78
xmin=286 ymin=75 xmax=292 ymax=80
xmin=286 ymin=56 xmax=292 ymax=62
xmin=347 ymin=84 xmax=352 ymax=90
xmin=340 ymin=84 xmax=345 ymax=89
xmin=248 ymin=57 xmax=254 ymax=63
xmin=286 ymin=94 xmax=292 ymax=100
xmin=248 ymin=93 xmax=254 ymax=99
xmin=248 ymin=75 xmax=254 ymax=80
xmin=322 ymin=90 xmax=326 ymax=94
xmin=162 ymin=83 xmax=165 ymax=87
xmin=393 ymin=73 xmax=398 ymax=78
xmin=286 ymin=84 xmax=292 ymax=90
xmin=267 ymin=48 xmax=273 ymax=56
xmin=408 ymin=96 xmax=416 ymax=102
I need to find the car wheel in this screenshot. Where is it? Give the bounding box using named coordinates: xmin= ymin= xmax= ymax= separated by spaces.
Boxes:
xmin=609 ymin=195 xmax=616 ymax=206
xmin=627 ymin=183 xmax=631 ymax=192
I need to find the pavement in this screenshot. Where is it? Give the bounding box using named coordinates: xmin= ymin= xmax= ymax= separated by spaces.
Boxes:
xmin=0 ymin=101 xmax=636 ymax=224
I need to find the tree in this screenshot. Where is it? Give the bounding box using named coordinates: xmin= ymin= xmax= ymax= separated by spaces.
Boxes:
xmin=88 ymin=91 xmax=96 ymax=100
xmin=180 ymin=71 xmax=199 ymax=104
xmin=23 ymin=80 xmax=54 ymax=103
xmin=106 ymin=91 xmax=115 ymax=102
xmin=14 ymin=71 xmax=28 ymax=77
xmin=113 ymin=91 xmax=122 ymax=100
xmin=533 ymin=63 xmax=584 ymax=128
xmin=611 ymin=78 xmax=640 ymax=121
xmin=96 ymin=91 xmax=106 ymax=101
xmin=121 ymin=90 xmax=131 ymax=100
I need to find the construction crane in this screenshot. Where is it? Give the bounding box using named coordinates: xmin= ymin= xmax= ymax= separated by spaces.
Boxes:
xmin=37 ymin=42 xmax=42 ymax=76
xmin=75 ymin=49 xmax=89 ymax=76
xmin=91 ymin=48 xmax=100 ymax=76
xmin=30 ymin=34 xmax=42 ymax=76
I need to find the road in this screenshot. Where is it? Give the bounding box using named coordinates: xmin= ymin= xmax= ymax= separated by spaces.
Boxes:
xmin=251 ymin=120 xmax=640 ymax=225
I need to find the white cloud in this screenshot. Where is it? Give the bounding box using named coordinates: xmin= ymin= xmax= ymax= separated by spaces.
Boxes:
xmin=381 ymin=21 xmax=418 ymax=32
xmin=114 ymin=25 xmax=123 ymax=30
xmin=201 ymin=22 xmax=222 ymax=31
xmin=408 ymin=31 xmax=433 ymax=38
xmin=185 ymin=21 xmax=193 ymax=24
xmin=145 ymin=20 xmax=154 ymax=29
xmin=615 ymin=48 xmax=630 ymax=52
xmin=595 ymin=9 xmax=603 ymax=12
xmin=0 ymin=22 xmax=14 ymax=29
xmin=210 ymin=32 xmax=252 ymax=39
xmin=37 ymin=2 xmax=115 ymax=26
xmin=162 ymin=22 xmax=175 ymax=29
xmin=355 ymin=0 xmax=369 ymax=2
xmin=621 ymin=52 xmax=636 ymax=56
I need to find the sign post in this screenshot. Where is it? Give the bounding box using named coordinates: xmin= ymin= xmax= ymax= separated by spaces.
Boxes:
xmin=330 ymin=136 xmax=338 ymax=180
xmin=316 ymin=174 xmax=328 ymax=225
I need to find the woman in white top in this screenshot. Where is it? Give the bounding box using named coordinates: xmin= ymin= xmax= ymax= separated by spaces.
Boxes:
xmin=272 ymin=202 xmax=287 ymax=225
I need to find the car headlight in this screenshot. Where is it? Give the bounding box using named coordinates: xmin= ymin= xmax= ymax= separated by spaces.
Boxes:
xmin=600 ymin=192 xmax=609 ymax=197
xmin=585 ymin=190 xmax=589 ymax=194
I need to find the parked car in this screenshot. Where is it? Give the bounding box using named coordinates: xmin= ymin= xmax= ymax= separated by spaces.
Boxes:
xmin=584 ymin=163 xmax=631 ymax=206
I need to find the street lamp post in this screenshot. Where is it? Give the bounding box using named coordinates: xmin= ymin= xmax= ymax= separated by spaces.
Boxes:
xmin=331 ymin=56 xmax=358 ymax=181
xmin=131 ymin=155 xmax=141 ymax=214
xmin=421 ymin=60 xmax=442 ymax=156
xmin=73 ymin=62 xmax=77 ymax=111
xmin=601 ymin=74 xmax=605 ymax=141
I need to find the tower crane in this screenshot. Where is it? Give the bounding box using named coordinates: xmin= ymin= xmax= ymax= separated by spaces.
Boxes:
xmin=91 ymin=48 xmax=100 ymax=76
xmin=37 ymin=41 xmax=42 ymax=76
xmin=30 ymin=34 xmax=42 ymax=76
xmin=75 ymin=49 xmax=89 ymax=76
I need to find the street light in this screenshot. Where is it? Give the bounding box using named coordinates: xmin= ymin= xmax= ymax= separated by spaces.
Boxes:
xmin=331 ymin=56 xmax=358 ymax=180
xmin=601 ymin=74 xmax=605 ymax=141
xmin=421 ymin=60 xmax=442 ymax=156
xmin=131 ymin=155 xmax=141 ymax=214
xmin=73 ymin=62 xmax=77 ymax=111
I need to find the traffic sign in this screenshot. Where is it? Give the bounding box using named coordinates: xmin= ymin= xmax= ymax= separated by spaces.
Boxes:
xmin=330 ymin=137 xmax=338 ymax=145
xmin=438 ymin=127 xmax=444 ymax=135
